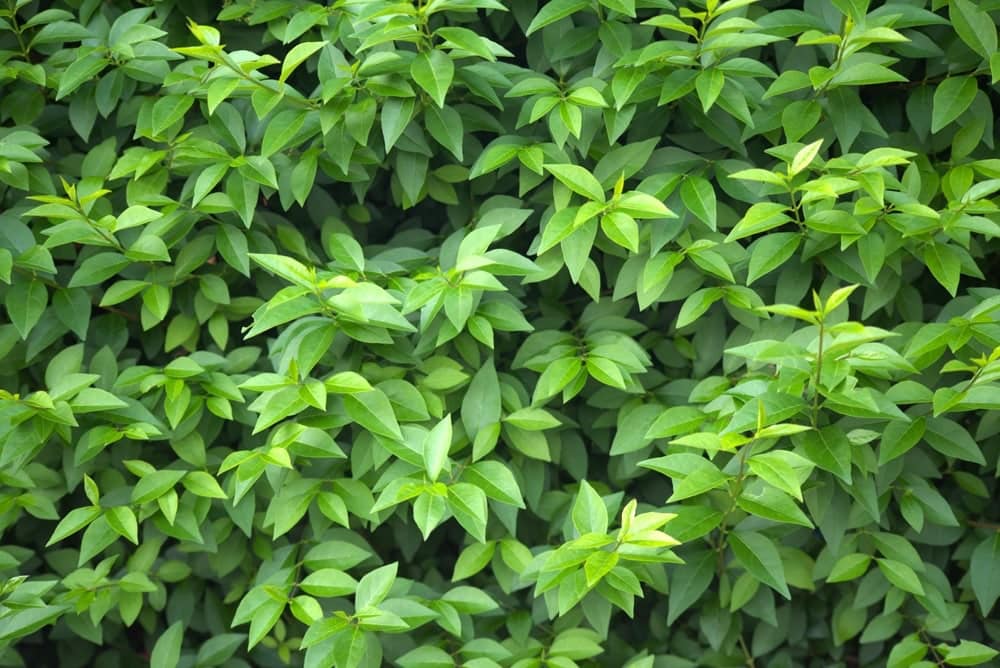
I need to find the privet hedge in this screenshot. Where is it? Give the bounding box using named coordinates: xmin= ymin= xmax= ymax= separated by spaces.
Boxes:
xmin=1 ymin=0 xmax=999 ymax=666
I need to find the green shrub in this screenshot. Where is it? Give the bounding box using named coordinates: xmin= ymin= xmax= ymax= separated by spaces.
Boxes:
xmin=1 ymin=0 xmax=999 ymax=666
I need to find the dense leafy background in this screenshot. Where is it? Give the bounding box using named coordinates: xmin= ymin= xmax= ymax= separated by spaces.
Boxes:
xmin=1 ymin=0 xmax=999 ymax=666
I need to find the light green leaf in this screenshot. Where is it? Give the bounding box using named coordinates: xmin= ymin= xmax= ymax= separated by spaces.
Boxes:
xmin=261 ymin=109 xmax=307 ymax=158
xmin=280 ymin=41 xmax=326 ymax=83
xmin=452 ymin=541 xmax=495 ymax=581
xmin=571 ymin=480 xmax=608 ymax=535
xmin=355 ymin=562 xmax=397 ymax=610
xmin=876 ymin=558 xmax=924 ymax=595
xmin=526 ymin=0 xmax=589 ymax=35
xmin=545 ymin=164 xmax=606 ymax=202
xmin=940 ymin=640 xmax=999 ymax=666
xmin=411 ymin=50 xmax=454 ymax=107
xmin=423 ymin=415 xmax=452 ymax=482
xmin=640 ymin=454 xmax=728 ymax=501
xmin=827 ymin=553 xmax=872 ymax=583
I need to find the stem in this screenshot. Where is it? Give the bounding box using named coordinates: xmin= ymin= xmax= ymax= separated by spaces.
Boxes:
xmin=7 ymin=3 xmax=31 ymax=60
xmin=919 ymin=628 xmax=944 ymax=666
xmin=788 ymin=188 xmax=803 ymax=227
xmin=812 ymin=319 xmax=825 ymax=424
xmin=813 ymin=15 xmax=850 ymax=98
xmin=715 ymin=438 xmax=755 ymax=573
xmin=738 ymin=634 xmax=757 ymax=668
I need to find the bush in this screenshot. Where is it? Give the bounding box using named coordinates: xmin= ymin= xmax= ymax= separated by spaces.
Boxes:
xmin=1 ymin=0 xmax=999 ymax=666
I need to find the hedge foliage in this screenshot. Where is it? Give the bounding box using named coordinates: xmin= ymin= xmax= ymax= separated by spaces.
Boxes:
xmin=1 ymin=0 xmax=1000 ymax=666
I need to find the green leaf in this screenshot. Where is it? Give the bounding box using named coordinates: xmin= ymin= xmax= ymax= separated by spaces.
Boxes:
xmin=56 ymin=51 xmax=107 ymax=100
xmin=182 ymin=471 xmax=228 ymax=499
xmin=150 ymin=621 xmax=184 ymax=668
xmin=676 ymin=287 xmax=724 ymax=328
xmin=344 ymin=390 xmax=403 ymax=441
xmin=616 ymin=192 xmax=674 ymax=220
xmin=667 ymin=550 xmax=715 ymax=623
xmin=423 ymin=415 xmax=452 ymax=482
xmin=790 ymin=139 xmax=823 ymax=176
xmin=725 ymin=202 xmax=791 ymax=241
xmin=425 ymin=105 xmax=464 ymax=160
xmin=793 ymin=426 xmax=852 ymax=484
xmin=584 ymin=551 xmax=619 ymax=587
xmin=950 ymin=0 xmax=998 ymax=60
xmin=922 ymin=243 xmax=962 ymax=296
xmin=7 ymin=281 xmax=47 ymax=339
xmin=249 ymin=253 xmax=314 ymax=288
xmin=545 ymin=164 xmax=605 ymax=202
xmin=646 ymin=406 xmax=706 ymax=439
xmin=639 ymin=454 xmax=728 ymax=501
xmin=680 ymin=177 xmax=716 ymax=229
xmin=332 ymin=626 xmax=367 ymax=668
xmin=876 ymin=558 xmax=924 ymax=595
xmin=251 ymin=386 xmax=307 ymax=434
xmin=261 ymin=109 xmax=307 ymax=158
xmin=526 ymin=0 xmax=589 ymax=35
xmin=924 ymin=417 xmax=985 ymax=464
xmin=447 ymin=483 xmax=488 ymax=543
xmin=381 ymin=97 xmax=415 ymax=152
xmin=747 ymin=233 xmax=800 ymax=285
xmin=152 ymin=95 xmax=194 ymax=136
xmin=463 ymin=460 xmax=525 ymax=507
xmin=600 ymin=212 xmax=639 ymax=253
xmin=325 ymin=372 xmax=372 ymax=394
xmin=748 ymin=451 xmax=807 ymax=501
xmin=970 ymin=534 xmax=1000 ymax=614
xmin=132 ymin=470 xmax=187 ymax=505
xmin=46 ymin=506 xmax=102 ymax=546
xmin=533 ymin=357 xmax=583 ymax=403
xmin=216 ymin=226 xmax=250 ymax=276
xmin=571 ymin=480 xmax=608 ymax=535
xmin=461 ymin=359 xmax=501 ymax=437
xmin=452 ymin=541 xmax=495 ymax=581
xmin=469 ymin=140 xmax=521 ymax=178
xmin=940 ymin=640 xmax=1000 ymax=666
xmin=436 ymin=26 xmax=511 ymax=61
xmin=932 ymin=77 xmax=978 ymax=133
xmin=504 ymin=407 xmax=560 ymax=431
xmin=736 ymin=482 xmax=813 ymax=528
xmin=695 ymin=68 xmax=724 ymax=112
xmin=355 ymin=562 xmax=397 ymax=610
xmin=106 ymin=506 xmax=139 ymax=544
xmin=196 ymin=634 xmax=246 ymax=667
xmin=280 ymin=41 xmax=326 ymax=83
xmin=729 ymin=531 xmax=790 ymax=599
xmin=411 ymin=50 xmax=454 ymax=108
xmin=878 ymin=416 xmax=926 ymax=465
xmin=827 ymin=553 xmax=872 ymax=583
